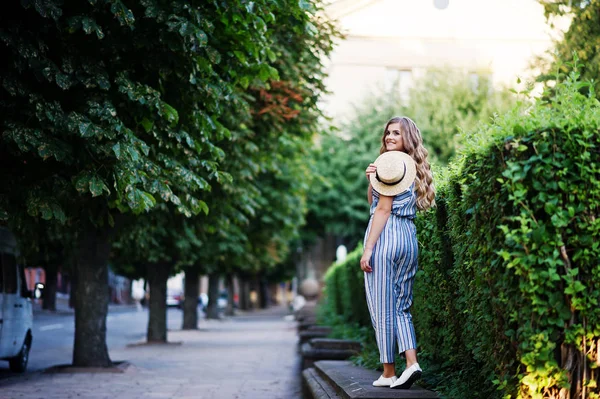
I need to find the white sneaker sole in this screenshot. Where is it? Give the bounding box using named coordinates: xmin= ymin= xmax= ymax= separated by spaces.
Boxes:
xmin=390 ymin=370 xmax=421 ymax=389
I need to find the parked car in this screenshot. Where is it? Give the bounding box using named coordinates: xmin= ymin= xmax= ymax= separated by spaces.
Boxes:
xmin=166 ymin=288 xmax=182 ymax=308
xmin=179 ymin=291 xmax=227 ymax=312
xmin=217 ymin=290 xmax=228 ymax=309
xmin=0 ymin=227 xmax=33 ymax=373
xmin=167 ymin=273 xmax=184 ymax=308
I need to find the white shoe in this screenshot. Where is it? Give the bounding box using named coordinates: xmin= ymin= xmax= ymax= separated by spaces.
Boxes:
xmin=390 ymin=363 xmax=422 ymax=389
xmin=372 ymin=375 xmax=397 ymax=387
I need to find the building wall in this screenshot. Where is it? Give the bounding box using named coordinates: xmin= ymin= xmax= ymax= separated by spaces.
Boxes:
xmin=322 ymin=0 xmax=569 ymax=118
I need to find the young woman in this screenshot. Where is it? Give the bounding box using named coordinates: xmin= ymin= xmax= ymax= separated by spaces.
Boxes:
xmin=360 ymin=116 xmax=435 ymax=389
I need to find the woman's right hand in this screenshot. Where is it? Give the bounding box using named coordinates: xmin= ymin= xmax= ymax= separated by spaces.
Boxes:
xmin=365 ymin=163 xmax=376 ymax=181
xmin=360 ymin=247 xmax=373 ymax=273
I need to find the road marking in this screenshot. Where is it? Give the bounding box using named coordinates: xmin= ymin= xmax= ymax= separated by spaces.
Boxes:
xmin=39 ymin=323 xmax=64 ymax=331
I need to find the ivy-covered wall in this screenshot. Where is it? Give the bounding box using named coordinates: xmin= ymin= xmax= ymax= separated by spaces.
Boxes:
xmin=319 ymin=67 xmax=600 ymax=399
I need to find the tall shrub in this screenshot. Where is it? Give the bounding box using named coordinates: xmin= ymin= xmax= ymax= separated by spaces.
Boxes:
xmin=415 ymin=63 xmax=600 ymax=398
xmin=321 ymin=246 xmax=370 ymax=326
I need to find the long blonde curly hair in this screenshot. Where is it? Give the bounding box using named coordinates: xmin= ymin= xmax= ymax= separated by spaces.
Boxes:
xmin=380 ymin=116 xmax=436 ymax=211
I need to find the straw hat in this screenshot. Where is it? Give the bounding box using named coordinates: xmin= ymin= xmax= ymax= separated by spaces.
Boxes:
xmin=369 ymin=151 xmax=416 ymax=196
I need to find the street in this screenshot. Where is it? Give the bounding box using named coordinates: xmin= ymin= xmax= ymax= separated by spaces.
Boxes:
xmin=0 ymin=306 xmax=302 ymax=399
xmin=0 ymin=306 xmax=186 ymax=377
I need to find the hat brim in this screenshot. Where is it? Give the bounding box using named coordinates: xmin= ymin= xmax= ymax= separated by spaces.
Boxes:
xmin=369 ymin=151 xmax=417 ymax=197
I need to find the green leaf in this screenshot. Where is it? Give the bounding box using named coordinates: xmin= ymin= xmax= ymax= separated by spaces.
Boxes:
xmin=233 ymin=51 xmax=247 ymax=64
xmin=89 ymin=176 xmax=110 ymax=197
xmin=140 ymin=117 xmax=154 ymax=133
xmin=55 ymin=73 xmax=71 ymax=90
xmin=195 ymin=29 xmax=208 ymax=47
xmin=74 ymin=172 xmax=94 ymax=194
xmin=110 ymin=1 xmax=135 ymax=27
xmin=51 ymin=204 xmax=67 ymax=224
xmin=240 ymin=76 xmax=250 ymax=89
xmin=126 ymin=144 xmax=140 ymax=162
xmin=161 ymin=103 xmax=179 ymax=126
xmin=298 ymin=0 xmax=311 ymax=11
xmin=127 ymin=189 xmax=156 ymax=213
xmin=39 ymin=202 xmax=53 ymax=220
xmin=198 ymin=200 xmax=209 ymax=215
xmin=258 ymin=64 xmax=279 ymax=81
xmin=113 ymin=142 xmax=122 ymax=159
xmin=266 ymin=48 xmax=277 ymax=63
xmin=206 ymin=47 xmax=221 ymax=64
xmin=82 ymin=17 xmax=94 ymax=34
xmin=79 ymin=121 xmax=94 ymax=137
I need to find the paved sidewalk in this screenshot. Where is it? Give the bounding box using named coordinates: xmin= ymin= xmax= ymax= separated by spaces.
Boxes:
xmin=0 ymin=306 xmax=302 ymax=399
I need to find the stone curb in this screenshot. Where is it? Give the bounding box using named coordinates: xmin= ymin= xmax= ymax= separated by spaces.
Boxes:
xmin=303 ymin=367 xmax=342 ymax=399
xmin=312 ymin=360 xmax=439 ymax=399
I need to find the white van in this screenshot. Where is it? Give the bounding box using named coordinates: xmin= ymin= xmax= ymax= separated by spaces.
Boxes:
xmin=0 ymin=227 xmax=33 ymax=372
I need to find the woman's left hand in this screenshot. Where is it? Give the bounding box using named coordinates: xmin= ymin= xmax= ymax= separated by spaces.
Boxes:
xmin=360 ymin=248 xmax=373 ymax=273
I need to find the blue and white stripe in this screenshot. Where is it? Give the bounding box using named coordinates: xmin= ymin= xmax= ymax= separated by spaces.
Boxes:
xmin=364 ymin=184 xmax=418 ymax=363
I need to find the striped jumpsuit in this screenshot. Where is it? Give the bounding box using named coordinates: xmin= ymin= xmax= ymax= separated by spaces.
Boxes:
xmin=364 ymin=184 xmax=418 ymax=364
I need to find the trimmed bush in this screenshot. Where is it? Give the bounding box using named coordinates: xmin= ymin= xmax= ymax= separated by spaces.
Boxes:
xmin=321 ymin=245 xmax=371 ymax=327
xmin=415 ymin=66 xmax=600 ymax=398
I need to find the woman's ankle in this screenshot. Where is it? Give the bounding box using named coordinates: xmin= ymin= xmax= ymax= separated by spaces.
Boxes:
xmin=382 ymin=363 xmax=396 ymax=378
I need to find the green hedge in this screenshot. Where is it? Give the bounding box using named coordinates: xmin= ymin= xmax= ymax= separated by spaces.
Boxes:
xmin=321 ymin=245 xmax=371 ymax=328
xmin=417 ymin=67 xmax=600 ymax=398
xmin=319 ymin=66 xmax=600 ymax=398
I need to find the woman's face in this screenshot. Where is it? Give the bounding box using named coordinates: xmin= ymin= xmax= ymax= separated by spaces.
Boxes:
xmin=384 ymin=122 xmax=404 ymax=152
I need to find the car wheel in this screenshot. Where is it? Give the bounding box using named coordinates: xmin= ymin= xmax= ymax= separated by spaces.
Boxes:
xmin=9 ymin=336 xmax=31 ymax=373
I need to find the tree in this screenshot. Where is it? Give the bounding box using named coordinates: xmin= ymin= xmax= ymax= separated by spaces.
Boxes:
xmin=180 ymin=0 xmax=339 ymax=315
xmin=537 ymin=0 xmax=600 ymax=95
xmin=0 ymin=0 xmax=273 ymax=366
xmin=404 ymin=69 xmax=514 ymax=164
xmin=112 ymin=211 xmax=181 ymax=342
xmin=111 ymin=0 xmax=339 ymax=330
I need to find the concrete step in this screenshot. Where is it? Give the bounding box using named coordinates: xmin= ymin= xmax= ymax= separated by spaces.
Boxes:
xmin=301 ymin=343 xmax=359 ymax=370
xmin=303 ymin=367 xmax=343 ymax=399
xmin=298 ymin=320 xmax=320 ymax=331
xmin=301 ymin=339 xmax=362 ymax=369
xmin=314 ymin=360 xmax=439 ymax=399
xmin=311 ymin=338 xmax=361 ymax=351
xmin=298 ymin=326 xmax=332 ymax=345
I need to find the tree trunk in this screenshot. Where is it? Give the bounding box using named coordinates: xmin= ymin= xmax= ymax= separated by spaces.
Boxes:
xmin=269 ymin=283 xmax=279 ymax=306
xmin=258 ymin=277 xmax=269 ymax=309
xmin=239 ymin=279 xmax=250 ymax=311
xmin=42 ymin=262 xmax=58 ymax=311
xmin=182 ymin=268 xmax=199 ymax=330
xmin=225 ymin=274 xmax=235 ymax=316
xmin=146 ymin=261 xmax=171 ymax=342
xmin=72 ymin=226 xmax=112 ymax=367
xmin=206 ymin=273 xmax=220 ymax=319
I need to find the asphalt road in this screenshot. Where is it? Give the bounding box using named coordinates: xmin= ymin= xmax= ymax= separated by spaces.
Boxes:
xmin=0 ymin=306 xmax=188 ymax=379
